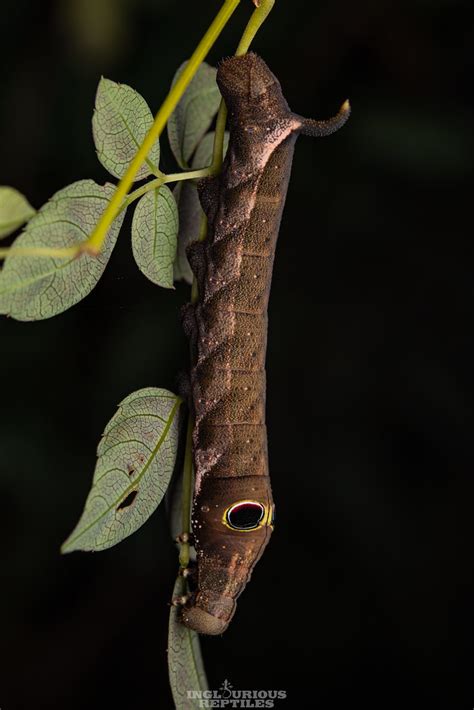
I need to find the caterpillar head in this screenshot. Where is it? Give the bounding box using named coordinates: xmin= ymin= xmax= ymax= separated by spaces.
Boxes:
xmin=218 ymin=52 xmax=277 ymax=97
xmin=217 ymin=52 xmax=289 ymax=121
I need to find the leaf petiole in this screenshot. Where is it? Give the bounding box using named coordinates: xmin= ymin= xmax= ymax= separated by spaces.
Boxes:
xmin=121 ymin=167 xmax=216 ymax=213
xmin=179 ymin=413 xmax=195 ymax=569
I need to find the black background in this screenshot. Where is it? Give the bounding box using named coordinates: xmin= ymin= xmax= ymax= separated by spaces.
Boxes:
xmin=1 ymin=1 xmax=473 ymax=708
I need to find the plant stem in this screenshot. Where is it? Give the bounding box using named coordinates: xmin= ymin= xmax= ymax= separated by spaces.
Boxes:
xmin=235 ymin=0 xmax=274 ymax=55
xmin=120 ymin=167 xmax=215 ymax=212
xmin=210 ymin=102 xmax=228 ymax=174
xmin=121 ymin=167 xmax=217 ymax=212
xmin=163 ymin=167 xmax=216 ymax=185
xmin=179 ymin=413 xmax=195 ymax=569
xmin=84 ymin=0 xmax=241 ymax=256
xmin=120 ymin=177 xmax=163 ymax=212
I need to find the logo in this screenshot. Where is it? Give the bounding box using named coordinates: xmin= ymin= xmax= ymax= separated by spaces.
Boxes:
xmin=187 ymin=679 xmax=287 ymax=708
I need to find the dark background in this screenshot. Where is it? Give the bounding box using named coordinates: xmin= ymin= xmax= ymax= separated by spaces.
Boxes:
xmin=1 ymin=0 xmax=473 ymax=708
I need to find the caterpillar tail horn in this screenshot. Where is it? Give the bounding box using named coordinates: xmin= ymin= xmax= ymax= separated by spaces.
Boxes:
xmin=297 ymin=99 xmax=351 ymax=137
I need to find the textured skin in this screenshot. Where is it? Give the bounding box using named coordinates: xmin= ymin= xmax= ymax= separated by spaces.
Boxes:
xmin=181 ymin=53 xmax=349 ymax=634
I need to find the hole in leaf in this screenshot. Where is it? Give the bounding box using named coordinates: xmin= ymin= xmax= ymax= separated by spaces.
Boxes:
xmin=127 ymin=464 xmax=135 ymax=476
xmin=117 ymin=490 xmax=138 ymax=511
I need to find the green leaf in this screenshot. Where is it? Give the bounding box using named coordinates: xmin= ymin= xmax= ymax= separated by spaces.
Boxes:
xmin=173 ymin=131 xmax=229 ymax=284
xmin=167 ymin=62 xmax=221 ymax=169
xmin=0 ymin=186 xmax=36 ymax=239
xmin=92 ymin=77 xmax=160 ymax=180
xmin=0 ymin=180 xmax=125 ymax=322
xmin=131 ymin=185 xmax=178 ymax=289
xmin=168 ymin=576 xmax=208 ymax=709
xmin=61 ymin=388 xmax=182 ymax=553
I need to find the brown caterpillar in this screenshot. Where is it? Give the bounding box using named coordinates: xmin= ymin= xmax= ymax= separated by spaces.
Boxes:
xmin=180 ymin=53 xmax=350 ymax=634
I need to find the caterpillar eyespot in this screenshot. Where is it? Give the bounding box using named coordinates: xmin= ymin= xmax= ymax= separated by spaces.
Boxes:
xmin=223 ymin=500 xmax=266 ymax=531
xmin=181 ymin=52 xmax=350 ymax=636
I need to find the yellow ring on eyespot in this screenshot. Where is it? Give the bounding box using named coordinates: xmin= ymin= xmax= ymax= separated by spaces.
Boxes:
xmin=222 ymin=500 xmax=269 ymax=531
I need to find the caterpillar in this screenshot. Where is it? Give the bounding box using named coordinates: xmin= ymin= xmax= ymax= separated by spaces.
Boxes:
xmin=180 ymin=53 xmax=350 ymax=634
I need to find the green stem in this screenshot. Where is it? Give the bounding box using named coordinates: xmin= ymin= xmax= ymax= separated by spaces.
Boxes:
xmin=163 ymin=167 xmax=216 ymax=184
xmin=122 ymin=166 xmax=218 ymax=210
xmin=120 ymin=177 xmax=163 ymax=212
xmin=179 ymin=413 xmax=195 ymax=569
xmin=120 ymin=167 xmax=215 ymax=213
xmin=235 ymin=0 xmax=275 ymax=55
xmin=179 ymin=211 xmax=207 ymax=567
xmin=211 ymin=101 xmax=228 ymax=174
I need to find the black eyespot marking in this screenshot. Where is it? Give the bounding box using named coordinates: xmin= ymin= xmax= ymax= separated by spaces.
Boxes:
xmin=225 ymin=501 xmax=264 ymax=531
xmin=117 ymin=490 xmax=138 ymax=510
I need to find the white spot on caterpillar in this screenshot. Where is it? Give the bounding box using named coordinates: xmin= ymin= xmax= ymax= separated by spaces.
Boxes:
xmin=194 ymin=447 xmax=222 ymax=492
